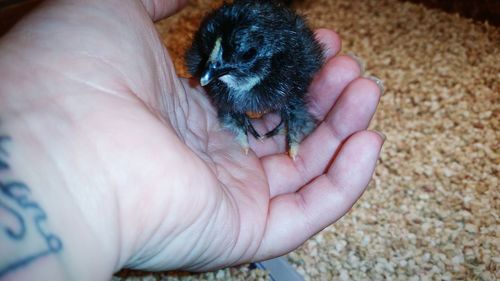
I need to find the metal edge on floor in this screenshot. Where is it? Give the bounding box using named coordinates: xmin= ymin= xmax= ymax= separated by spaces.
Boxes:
xmin=254 ymin=257 xmax=304 ymax=281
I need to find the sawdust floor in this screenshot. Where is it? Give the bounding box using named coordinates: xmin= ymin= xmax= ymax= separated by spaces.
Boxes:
xmin=115 ymin=0 xmax=499 ymax=280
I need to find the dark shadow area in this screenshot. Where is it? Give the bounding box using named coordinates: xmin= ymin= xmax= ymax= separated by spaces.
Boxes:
xmin=1 ymin=0 xmax=498 ymax=37
xmin=0 ymin=0 xmax=41 ymax=36
xmin=404 ymin=0 xmax=499 ymax=26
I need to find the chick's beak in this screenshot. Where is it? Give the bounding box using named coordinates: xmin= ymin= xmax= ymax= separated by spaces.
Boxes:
xmin=200 ymin=67 xmax=213 ymax=87
xmin=200 ymin=62 xmax=231 ymax=86
xmin=200 ymin=37 xmax=233 ymax=86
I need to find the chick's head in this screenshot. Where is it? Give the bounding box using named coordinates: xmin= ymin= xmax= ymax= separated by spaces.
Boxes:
xmin=186 ymin=1 xmax=294 ymax=91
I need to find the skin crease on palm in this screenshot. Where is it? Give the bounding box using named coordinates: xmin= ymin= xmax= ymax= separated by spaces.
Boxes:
xmin=0 ymin=0 xmax=383 ymax=280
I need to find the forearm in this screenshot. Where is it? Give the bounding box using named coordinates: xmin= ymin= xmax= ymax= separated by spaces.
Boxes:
xmin=0 ymin=17 xmax=118 ymax=281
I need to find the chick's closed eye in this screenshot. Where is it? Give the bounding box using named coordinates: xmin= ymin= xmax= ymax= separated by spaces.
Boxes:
xmin=240 ymin=47 xmax=257 ymax=62
xmin=185 ymin=0 xmax=324 ymax=159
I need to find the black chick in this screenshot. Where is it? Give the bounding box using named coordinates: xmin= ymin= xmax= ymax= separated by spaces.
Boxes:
xmin=185 ymin=0 xmax=324 ymax=159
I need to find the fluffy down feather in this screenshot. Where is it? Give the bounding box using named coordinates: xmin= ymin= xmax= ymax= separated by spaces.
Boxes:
xmin=186 ymin=0 xmax=324 ymax=158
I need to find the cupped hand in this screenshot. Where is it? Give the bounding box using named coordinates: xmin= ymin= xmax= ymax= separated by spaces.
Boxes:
xmin=0 ymin=0 xmax=383 ymax=277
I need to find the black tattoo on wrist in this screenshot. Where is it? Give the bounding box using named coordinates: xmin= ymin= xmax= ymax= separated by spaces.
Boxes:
xmin=0 ymin=135 xmax=63 ymax=277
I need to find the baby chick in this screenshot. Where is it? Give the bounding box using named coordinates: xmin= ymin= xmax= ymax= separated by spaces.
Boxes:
xmin=185 ymin=0 xmax=324 ymax=159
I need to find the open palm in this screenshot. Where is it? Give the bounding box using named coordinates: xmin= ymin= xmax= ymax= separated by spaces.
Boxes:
xmin=0 ymin=0 xmax=383 ymax=275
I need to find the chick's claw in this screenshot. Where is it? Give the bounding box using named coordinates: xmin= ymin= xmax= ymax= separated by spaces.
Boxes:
xmin=288 ymin=142 xmax=300 ymax=161
xmin=283 ymin=101 xmax=316 ymax=160
xmin=235 ymin=130 xmax=250 ymax=155
xmin=220 ymin=111 xmax=253 ymax=155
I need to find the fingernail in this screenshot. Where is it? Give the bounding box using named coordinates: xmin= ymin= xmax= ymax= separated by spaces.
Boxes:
xmin=366 ymin=75 xmax=385 ymax=96
xmin=346 ymin=52 xmax=365 ymax=74
xmin=374 ymin=131 xmax=387 ymax=142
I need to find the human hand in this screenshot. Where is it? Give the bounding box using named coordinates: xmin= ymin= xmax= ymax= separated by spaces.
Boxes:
xmin=0 ymin=0 xmax=383 ymax=279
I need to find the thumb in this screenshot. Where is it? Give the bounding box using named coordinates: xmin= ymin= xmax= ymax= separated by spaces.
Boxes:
xmin=140 ymin=0 xmax=188 ymax=21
